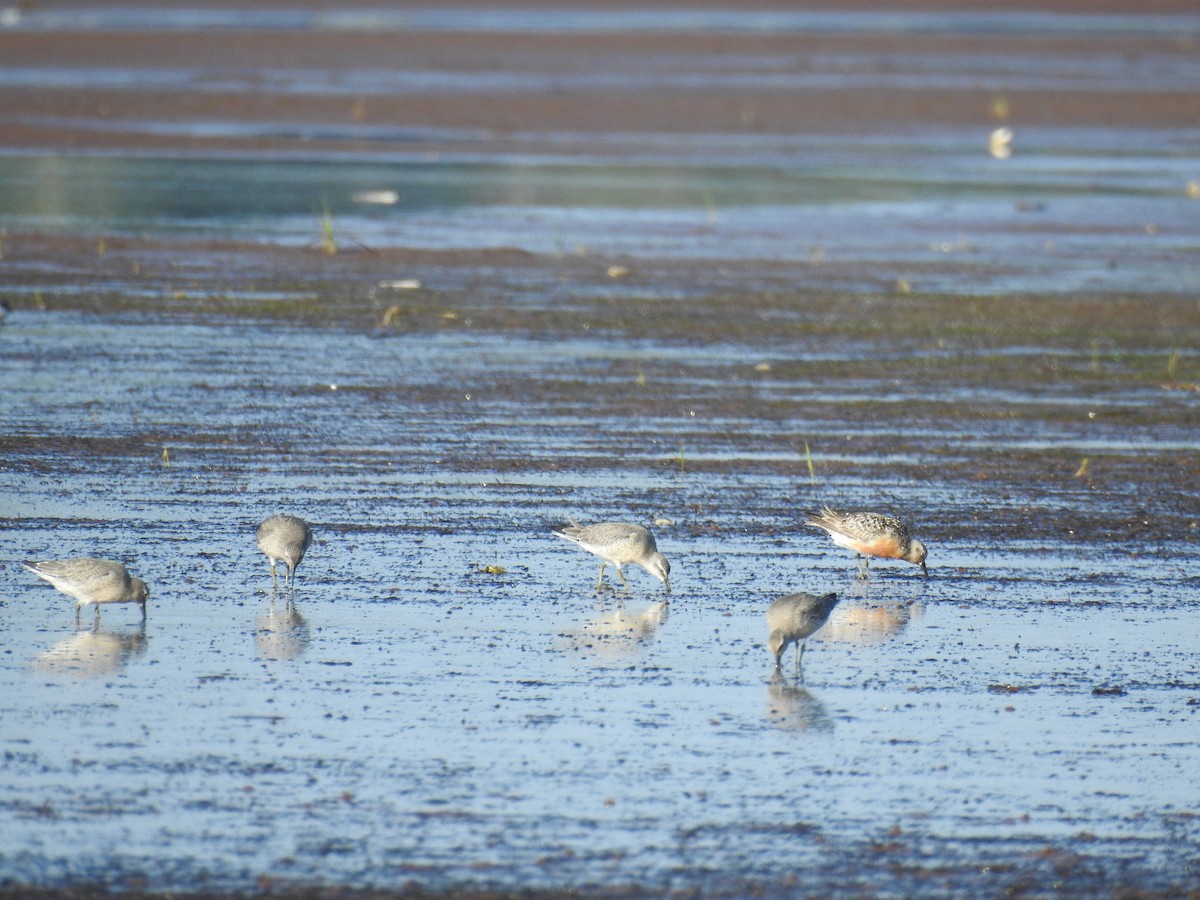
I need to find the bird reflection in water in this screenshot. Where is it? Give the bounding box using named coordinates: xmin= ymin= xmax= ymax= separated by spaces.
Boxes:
xmin=559 ymin=600 xmax=668 ymax=661
xmin=765 ymin=670 xmax=834 ymax=733
xmin=31 ymin=624 xmax=147 ymax=679
xmin=818 ymin=601 xmax=923 ymax=646
xmin=255 ymin=596 xmax=311 ymax=661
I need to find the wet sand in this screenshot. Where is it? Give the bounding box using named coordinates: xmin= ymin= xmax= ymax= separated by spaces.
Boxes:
xmin=2 ymin=2 xmax=1200 ymax=897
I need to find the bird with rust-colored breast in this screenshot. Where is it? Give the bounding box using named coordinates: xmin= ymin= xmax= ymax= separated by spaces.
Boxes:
xmin=806 ymin=507 xmax=927 ymax=579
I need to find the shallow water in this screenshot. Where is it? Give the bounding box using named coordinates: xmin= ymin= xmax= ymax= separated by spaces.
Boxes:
xmin=4 ymin=5 xmax=1200 ymax=301
xmin=2 ymin=308 xmax=1199 ymax=894
xmin=2 ymin=132 xmax=1199 ymax=298
xmin=2 ymin=6 xmax=1194 ymax=32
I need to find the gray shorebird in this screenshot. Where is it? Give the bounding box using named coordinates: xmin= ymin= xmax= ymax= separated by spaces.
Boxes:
xmin=23 ymin=557 xmax=150 ymax=626
xmin=805 ymin=507 xmax=928 ymax=578
xmin=256 ymin=514 xmax=313 ymax=590
xmin=554 ymin=521 xmax=671 ymax=594
xmin=766 ymin=591 xmax=840 ymax=672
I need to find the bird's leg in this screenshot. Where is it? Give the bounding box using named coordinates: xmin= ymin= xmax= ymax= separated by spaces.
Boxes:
xmin=75 ymin=604 xmax=82 ymax=630
xmin=140 ymin=600 xmax=147 ymax=624
xmin=93 ymin=605 xmax=101 ymax=631
xmin=269 ymin=560 xmax=279 ymax=590
xmin=595 ymin=562 xmax=607 ymax=591
xmin=856 ymin=554 xmax=870 ymax=580
xmin=615 ymin=567 xmax=630 ymax=590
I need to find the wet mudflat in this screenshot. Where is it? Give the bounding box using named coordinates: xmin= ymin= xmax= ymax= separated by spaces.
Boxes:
xmin=2 ymin=2 xmax=1200 ymax=897
xmin=3 ymin=303 xmax=1198 ymax=897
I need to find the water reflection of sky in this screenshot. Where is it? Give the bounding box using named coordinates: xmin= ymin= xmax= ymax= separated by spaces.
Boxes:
xmin=3 ymin=305 xmax=1198 ymax=891
xmin=5 ymin=58 xmax=1200 ymax=93
xmin=3 ymin=2 xmax=1198 ymax=300
xmin=5 ymin=8 xmax=1200 ymax=36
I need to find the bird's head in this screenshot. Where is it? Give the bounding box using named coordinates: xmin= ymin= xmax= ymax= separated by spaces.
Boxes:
xmin=645 ymin=552 xmax=671 ymax=593
xmin=767 ymin=629 xmax=787 ymax=667
xmin=907 ymin=539 xmax=928 ymax=576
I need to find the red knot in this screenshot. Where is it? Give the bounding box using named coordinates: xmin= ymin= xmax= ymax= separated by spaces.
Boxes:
xmin=256 ymin=514 xmax=313 ymax=590
xmin=553 ymin=521 xmax=671 ymax=594
xmin=23 ymin=557 xmax=149 ymax=626
xmin=766 ymin=591 xmax=840 ymax=672
xmin=806 ymin=507 xmax=928 ymax=578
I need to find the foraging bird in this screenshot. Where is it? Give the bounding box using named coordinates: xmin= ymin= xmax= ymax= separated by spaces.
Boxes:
xmin=554 ymin=521 xmax=671 ymax=593
xmin=805 ymin=507 xmax=928 ymax=578
xmin=23 ymin=557 xmax=150 ymax=626
xmin=256 ymin=514 xmax=313 ymax=590
xmin=766 ymin=591 xmax=840 ymax=672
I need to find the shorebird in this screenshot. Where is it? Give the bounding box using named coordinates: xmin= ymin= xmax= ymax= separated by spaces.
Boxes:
xmin=554 ymin=521 xmax=671 ymax=593
xmin=766 ymin=591 xmax=840 ymax=672
xmin=256 ymin=514 xmax=313 ymax=590
xmin=806 ymin=507 xmax=928 ymax=578
xmin=23 ymin=557 xmax=150 ymax=626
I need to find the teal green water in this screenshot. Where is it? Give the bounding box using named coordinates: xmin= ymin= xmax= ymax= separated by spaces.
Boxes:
xmin=2 ymin=139 xmax=1197 ymax=295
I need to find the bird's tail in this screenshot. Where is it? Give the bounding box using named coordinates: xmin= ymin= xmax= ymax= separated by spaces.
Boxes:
xmin=804 ymin=506 xmax=842 ymax=530
xmin=553 ymin=519 xmax=584 ymax=542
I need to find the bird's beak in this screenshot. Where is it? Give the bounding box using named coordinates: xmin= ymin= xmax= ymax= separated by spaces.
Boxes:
xmin=663 ymin=575 xmax=671 ymax=595
xmin=920 ymin=562 xmax=929 ymax=577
